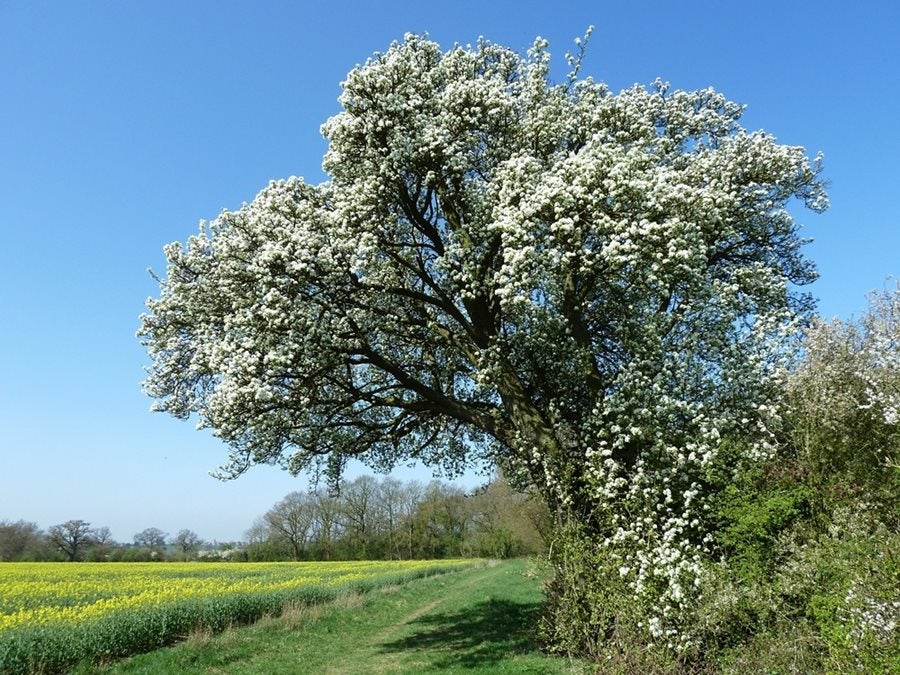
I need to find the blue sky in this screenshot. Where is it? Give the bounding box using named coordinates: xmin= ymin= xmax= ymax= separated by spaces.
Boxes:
xmin=1 ymin=1 xmax=897 ymax=543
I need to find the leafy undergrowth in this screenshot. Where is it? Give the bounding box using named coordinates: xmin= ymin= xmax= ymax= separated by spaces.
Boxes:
xmin=77 ymin=559 xmax=585 ymax=674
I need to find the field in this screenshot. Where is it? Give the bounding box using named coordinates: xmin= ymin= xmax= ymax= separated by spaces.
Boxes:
xmin=0 ymin=559 xmax=477 ymax=674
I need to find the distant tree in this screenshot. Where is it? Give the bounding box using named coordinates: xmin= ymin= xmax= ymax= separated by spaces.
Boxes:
xmin=310 ymin=491 xmax=342 ymax=560
xmin=245 ymin=517 xmax=286 ymax=561
xmin=172 ymin=529 xmax=202 ymax=555
xmin=247 ymin=474 xmax=550 ymax=561
xmin=264 ymin=492 xmax=314 ymax=560
xmin=376 ymin=477 xmax=405 ymax=559
xmin=467 ymin=476 xmax=549 ymax=558
xmin=398 ymin=480 xmax=424 ymax=560
xmin=0 ymin=520 xmax=45 ymax=561
xmin=83 ymin=525 xmax=116 ymax=562
xmin=48 ymin=519 xmax=94 ymax=561
xmin=133 ymin=527 xmax=168 ymax=550
xmin=92 ymin=526 xmax=114 ymax=546
xmin=245 ymin=517 xmax=270 ymax=548
xmin=339 ymin=476 xmax=380 ymax=558
xmin=413 ymin=482 xmax=470 ymax=558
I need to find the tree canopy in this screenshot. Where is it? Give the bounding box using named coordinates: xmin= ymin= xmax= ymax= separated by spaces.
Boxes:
xmin=141 ymin=33 xmax=824 ymax=483
xmin=47 ymin=520 xmax=95 ymax=562
xmin=139 ymin=33 xmax=827 ymax=651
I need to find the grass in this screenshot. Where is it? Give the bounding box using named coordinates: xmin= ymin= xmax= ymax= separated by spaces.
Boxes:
xmin=77 ymin=559 xmax=586 ymax=674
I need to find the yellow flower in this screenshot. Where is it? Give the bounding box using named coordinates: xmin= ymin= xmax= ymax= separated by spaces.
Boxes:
xmin=0 ymin=559 xmax=473 ymax=632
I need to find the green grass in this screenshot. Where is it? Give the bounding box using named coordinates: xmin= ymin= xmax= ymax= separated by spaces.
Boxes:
xmin=78 ymin=559 xmax=585 ymax=674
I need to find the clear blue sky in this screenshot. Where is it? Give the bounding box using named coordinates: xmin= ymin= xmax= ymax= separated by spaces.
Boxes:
xmin=1 ymin=1 xmax=897 ymax=543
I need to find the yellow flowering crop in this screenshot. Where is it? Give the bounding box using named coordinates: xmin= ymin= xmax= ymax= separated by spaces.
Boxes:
xmin=0 ymin=559 xmax=472 ymax=633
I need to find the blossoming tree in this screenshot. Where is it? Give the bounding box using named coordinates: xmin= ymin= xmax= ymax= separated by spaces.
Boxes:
xmin=789 ymin=283 xmax=900 ymax=474
xmin=140 ymin=33 xmax=827 ymax=650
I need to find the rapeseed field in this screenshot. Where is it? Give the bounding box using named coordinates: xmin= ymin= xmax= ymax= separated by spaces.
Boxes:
xmin=0 ymin=559 xmax=475 ymax=673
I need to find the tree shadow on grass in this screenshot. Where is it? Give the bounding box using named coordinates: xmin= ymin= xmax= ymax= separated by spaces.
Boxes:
xmin=377 ymin=597 xmax=543 ymax=669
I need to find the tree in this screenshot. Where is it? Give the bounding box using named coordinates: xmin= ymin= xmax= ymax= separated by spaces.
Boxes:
xmin=310 ymin=490 xmax=342 ymax=560
xmin=48 ymin=519 xmax=94 ymax=561
xmin=787 ymin=282 xmax=900 ymax=514
xmin=377 ymin=476 xmax=405 ymax=559
xmin=0 ymin=520 xmax=47 ymax=561
xmin=397 ymin=480 xmax=424 ymax=560
xmin=245 ymin=517 xmax=287 ymax=560
xmin=133 ymin=527 xmax=167 ymax=550
xmin=172 ymin=529 xmax=202 ymax=555
xmin=339 ymin=475 xmax=380 ymax=558
xmin=408 ymin=481 xmax=470 ymax=558
xmin=264 ymin=491 xmax=315 ymax=560
xmin=140 ymin=33 xmax=827 ymax=653
xmin=82 ymin=525 xmax=116 ymax=562
xmin=467 ymin=475 xmax=549 ymax=558
xmin=92 ymin=526 xmax=113 ymax=546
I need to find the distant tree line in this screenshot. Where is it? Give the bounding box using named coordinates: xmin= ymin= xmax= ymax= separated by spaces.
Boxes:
xmin=245 ymin=475 xmax=550 ymax=562
xmin=0 ymin=475 xmax=548 ymax=562
xmin=0 ymin=519 xmax=206 ymax=562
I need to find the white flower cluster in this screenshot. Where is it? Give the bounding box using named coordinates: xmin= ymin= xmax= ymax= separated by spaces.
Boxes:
xmin=578 ymin=320 xmax=790 ymax=648
xmin=859 ymin=284 xmax=900 ymax=426
xmin=792 ymin=282 xmax=900 ymax=460
xmin=843 ymin=584 xmax=900 ymax=652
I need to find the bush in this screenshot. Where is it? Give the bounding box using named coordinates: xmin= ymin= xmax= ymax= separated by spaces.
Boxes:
xmin=711 ymin=463 xmax=811 ymax=583
xmin=540 ymin=435 xmax=898 ymax=673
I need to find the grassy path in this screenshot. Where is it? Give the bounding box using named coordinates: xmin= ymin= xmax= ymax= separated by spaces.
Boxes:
xmin=85 ymin=560 xmax=584 ymax=674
